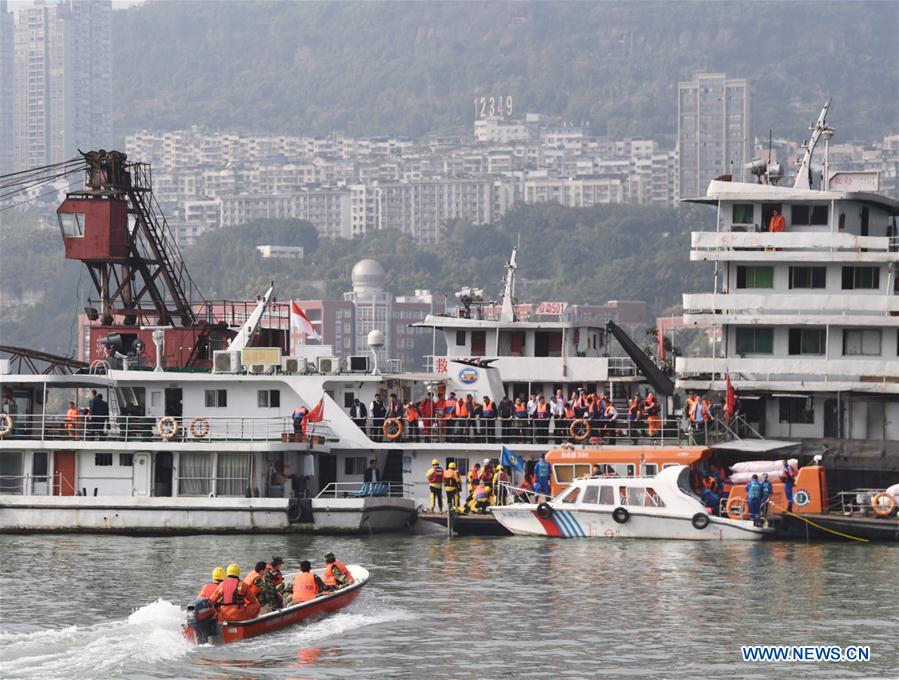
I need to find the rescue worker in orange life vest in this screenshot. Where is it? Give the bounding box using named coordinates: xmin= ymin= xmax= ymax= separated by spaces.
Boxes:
xmin=442 ymin=461 xmax=462 ymax=510
xmin=291 ymin=560 xmax=326 ymax=602
xmin=426 ymin=458 xmax=444 ymax=511
xmin=492 ymin=465 xmax=509 ymax=505
xmin=470 ymin=484 xmax=492 ymax=514
xmin=323 ymin=552 xmax=353 ymax=589
xmin=210 ymin=563 xmax=260 ymax=622
xmin=466 ymin=463 xmax=481 ymax=503
xmin=198 ymin=566 xmax=225 ymax=599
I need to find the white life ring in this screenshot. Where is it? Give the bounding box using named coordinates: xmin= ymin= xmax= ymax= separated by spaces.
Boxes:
xmin=0 ymin=413 xmax=12 ymax=438
xmin=189 ymin=417 xmax=210 ymax=438
xmin=794 ymin=489 xmax=810 ymax=507
xmin=157 ymin=416 xmax=179 ymax=440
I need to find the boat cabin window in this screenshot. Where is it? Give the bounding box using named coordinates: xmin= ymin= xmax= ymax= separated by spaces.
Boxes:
xmin=643 ymin=463 xmax=658 ymax=477
xmin=598 ymin=486 xmax=614 ymax=505
xmin=627 ymin=487 xmax=645 ymax=506
xmin=581 ymin=484 xmax=599 ymax=505
xmin=205 ymin=389 xmax=228 ymax=407
xmin=662 ymin=463 xmax=678 ymax=470
xmin=534 ymin=331 xmax=562 ymax=358
xmin=344 ymin=456 xmax=367 ymax=475
xmin=257 ymin=389 xmax=280 ymax=408
xmin=625 ymin=464 xmax=636 ymax=477
xmin=553 ymin=464 xmax=592 ymax=483
xmin=791 ymin=204 xmax=828 ymax=226
xmin=644 ymin=488 xmax=665 ymax=507
xmin=455 ymin=331 xmax=466 ymax=346
xmin=731 ymin=203 xmax=754 ymax=226
xmin=618 ymin=486 xmax=627 ymax=505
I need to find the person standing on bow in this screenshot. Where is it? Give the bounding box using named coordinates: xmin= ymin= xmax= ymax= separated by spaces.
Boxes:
xmin=745 ymin=474 xmax=763 ymax=527
xmin=780 ymin=461 xmax=797 ymax=512
xmin=534 ymin=453 xmax=552 ymax=497
xmin=442 ymin=461 xmax=462 ymax=511
xmin=426 ymin=458 xmax=444 ymax=512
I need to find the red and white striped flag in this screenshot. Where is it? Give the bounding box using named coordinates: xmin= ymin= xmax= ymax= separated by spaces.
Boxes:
xmin=290 ymin=300 xmax=320 ymax=340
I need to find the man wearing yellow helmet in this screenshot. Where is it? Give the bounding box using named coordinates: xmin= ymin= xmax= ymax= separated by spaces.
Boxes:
xmin=442 ymin=461 xmax=462 ymax=510
xmin=426 ymin=458 xmax=444 ymax=512
xmin=473 ymin=483 xmax=492 ymax=513
xmin=210 ymin=563 xmax=261 ymax=622
xmin=197 ymin=566 xmax=225 ymax=599
xmin=492 ymin=465 xmax=510 ymax=505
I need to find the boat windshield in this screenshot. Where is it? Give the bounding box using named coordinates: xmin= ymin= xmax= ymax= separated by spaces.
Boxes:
xmin=677 ymin=467 xmax=704 ymax=504
xmin=555 ymin=485 xmax=580 ymax=503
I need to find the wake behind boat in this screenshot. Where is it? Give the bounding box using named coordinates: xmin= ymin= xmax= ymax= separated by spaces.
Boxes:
xmin=184 ymin=565 xmax=369 ymax=645
xmin=490 ymin=465 xmax=770 ymax=540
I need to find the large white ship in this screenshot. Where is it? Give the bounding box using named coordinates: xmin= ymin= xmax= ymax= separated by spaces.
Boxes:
xmin=677 ymin=103 xmax=899 ymax=487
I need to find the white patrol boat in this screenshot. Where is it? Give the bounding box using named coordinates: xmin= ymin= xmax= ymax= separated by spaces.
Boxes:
xmin=490 ymin=464 xmax=771 ymax=540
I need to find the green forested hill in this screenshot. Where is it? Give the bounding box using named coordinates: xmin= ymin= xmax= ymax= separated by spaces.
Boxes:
xmin=0 ymin=203 xmax=713 ymax=356
xmin=112 ymin=1 xmax=897 ymax=140
xmin=179 ymin=202 xmax=715 ymax=315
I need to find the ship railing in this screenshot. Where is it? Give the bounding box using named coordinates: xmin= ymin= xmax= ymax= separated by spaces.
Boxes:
xmin=494 ymin=481 xmax=542 ymax=505
xmin=0 ymin=413 xmax=308 ymax=444
xmin=831 ymin=489 xmax=895 ymax=516
xmin=315 ymin=481 xmax=414 ymax=500
xmin=350 ymin=415 xmax=690 ymax=446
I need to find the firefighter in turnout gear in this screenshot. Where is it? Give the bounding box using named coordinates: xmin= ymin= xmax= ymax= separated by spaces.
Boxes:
xmin=426 ymin=459 xmax=444 ymax=511
xmin=443 ymin=461 xmax=462 ymax=510
xmin=210 ymin=563 xmax=261 ymax=622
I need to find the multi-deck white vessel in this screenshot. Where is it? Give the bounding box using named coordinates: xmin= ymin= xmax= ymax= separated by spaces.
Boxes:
xmin=677 ymin=103 xmax=898 ymax=485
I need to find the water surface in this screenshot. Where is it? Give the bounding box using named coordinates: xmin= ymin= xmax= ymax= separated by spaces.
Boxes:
xmin=1 ymin=533 xmax=896 ymax=679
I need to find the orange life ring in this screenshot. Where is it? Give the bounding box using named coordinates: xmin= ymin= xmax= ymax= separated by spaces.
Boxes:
xmin=189 ymin=417 xmax=210 ymax=438
xmin=0 ymin=413 xmax=12 ymax=438
xmin=569 ymin=419 xmax=591 ymax=442
xmin=871 ymin=492 xmax=897 ymax=518
xmin=726 ymin=495 xmax=747 ymax=520
xmin=157 ymin=416 xmax=179 ymax=440
xmin=383 ymin=418 xmax=404 ymax=441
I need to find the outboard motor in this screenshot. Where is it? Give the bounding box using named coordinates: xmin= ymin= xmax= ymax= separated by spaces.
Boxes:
xmin=185 ymin=598 xmax=218 ymax=644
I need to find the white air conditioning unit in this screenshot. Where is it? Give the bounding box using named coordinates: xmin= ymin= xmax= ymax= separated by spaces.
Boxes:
xmin=347 ymin=355 xmax=370 ymax=373
xmin=316 ymin=356 xmax=340 ymax=374
xmin=213 ymin=350 xmax=241 ymax=374
xmin=249 ymin=364 xmax=269 ymax=375
xmin=281 ymin=357 xmax=302 ymax=374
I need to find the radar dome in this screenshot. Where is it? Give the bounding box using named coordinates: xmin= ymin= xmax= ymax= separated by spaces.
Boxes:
xmin=351 ymin=259 xmax=386 ymax=293
xmin=367 ymin=329 xmax=385 ymax=348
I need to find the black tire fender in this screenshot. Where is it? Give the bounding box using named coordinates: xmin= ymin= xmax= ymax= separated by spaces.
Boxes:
xmin=692 ymin=512 xmax=710 ymax=530
xmin=612 ymin=506 xmax=629 ymax=524
xmin=536 ymin=502 xmax=554 ymax=519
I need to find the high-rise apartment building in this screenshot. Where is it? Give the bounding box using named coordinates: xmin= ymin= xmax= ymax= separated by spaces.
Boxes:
xmin=7 ymin=0 xmax=111 ymax=173
xmin=677 ymin=72 xmax=749 ymax=199
xmin=0 ymin=0 xmax=14 ymax=174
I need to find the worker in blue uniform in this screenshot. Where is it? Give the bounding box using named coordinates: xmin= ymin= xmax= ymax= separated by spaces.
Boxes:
xmin=759 ymin=473 xmax=773 ymax=520
xmin=533 ymin=453 xmax=552 ymax=497
xmin=745 ymin=474 xmax=763 ymax=526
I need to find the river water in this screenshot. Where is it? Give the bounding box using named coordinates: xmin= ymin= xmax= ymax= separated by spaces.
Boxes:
xmin=0 ymin=533 xmax=896 ymax=679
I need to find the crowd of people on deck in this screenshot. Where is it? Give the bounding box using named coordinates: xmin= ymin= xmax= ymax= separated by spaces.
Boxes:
xmin=196 ymin=553 xmax=354 ymax=622
xmin=424 ymin=453 xmax=554 ymax=515
xmin=343 ymin=389 xmax=671 ymax=445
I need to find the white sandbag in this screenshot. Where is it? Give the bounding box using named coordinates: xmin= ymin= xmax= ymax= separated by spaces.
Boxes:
xmin=885 ymin=483 xmax=899 ymax=501
xmin=730 ymin=458 xmax=797 ymax=474
xmin=730 ymin=470 xmax=785 ymax=484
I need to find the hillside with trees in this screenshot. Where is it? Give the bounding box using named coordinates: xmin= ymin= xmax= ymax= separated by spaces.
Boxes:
xmin=112 ymin=1 xmax=897 ymax=142
xmin=0 ymin=203 xmax=713 ymax=356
